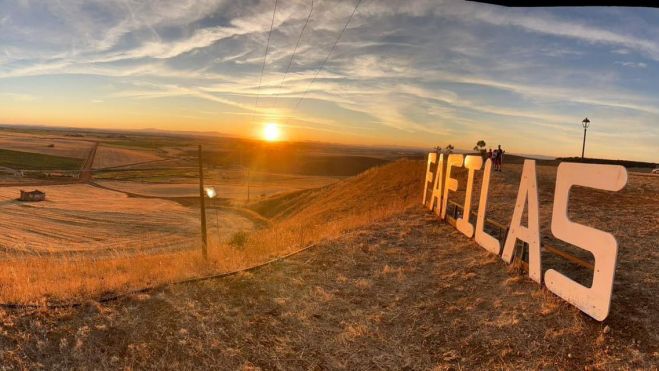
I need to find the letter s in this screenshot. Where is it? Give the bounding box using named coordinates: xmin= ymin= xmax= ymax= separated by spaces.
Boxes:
xmin=545 ymin=163 xmax=627 ymax=321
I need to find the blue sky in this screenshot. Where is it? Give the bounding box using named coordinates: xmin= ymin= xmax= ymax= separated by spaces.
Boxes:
xmin=0 ymin=0 xmax=657 ymax=161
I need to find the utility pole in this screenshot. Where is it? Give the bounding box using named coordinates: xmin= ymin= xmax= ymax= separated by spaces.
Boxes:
xmin=247 ymin=167 xmax=250 ymax=203
xmin=581 ymin=117 xmax=590 ymax=160
xmin=198 ymin=145 xmax=208 ymax=260
xmin=215 ymin=199 xmax=221 ymax=247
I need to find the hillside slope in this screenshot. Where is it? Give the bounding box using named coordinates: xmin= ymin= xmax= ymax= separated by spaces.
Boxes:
xmin=249 ymin=159 xmax=425 ymax=224
xmin=2 ymin=209 xmax=654 ymax=369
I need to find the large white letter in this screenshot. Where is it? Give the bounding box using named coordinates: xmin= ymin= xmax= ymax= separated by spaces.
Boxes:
xmin=475 ymin=159 xmax=500 ymax=255
xmin=456 ymin=155 xmax=482 ymax=237
xmin=441 ymin=154 xmax=463 ymax=220
xmin=501 ymin=160 xmax=542 ymax=284
xmin=422 ymin=153 xmax=438 ymax=207
xmin=545 ymin=163 xmax=627 ymax=321
xmin=429 ymin=154 xmax=445 ymax=215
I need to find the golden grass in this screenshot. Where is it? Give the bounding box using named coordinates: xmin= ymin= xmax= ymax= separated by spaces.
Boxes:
xmin=0 ymin=159 xmax=424 ymax=305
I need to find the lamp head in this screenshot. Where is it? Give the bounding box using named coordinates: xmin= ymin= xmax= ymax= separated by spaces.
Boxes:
xmin=582 ymin=117 xmax=590 ymax=129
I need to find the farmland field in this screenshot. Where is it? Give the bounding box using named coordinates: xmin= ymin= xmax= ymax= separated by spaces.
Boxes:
xmin=92 ymin=145 xmax=164 ymax=169
xmin=0 ymin=148 xmax=83 ymax=170
xmin=0 ymin=132 xmax=93 ymax=159
xmin=0 ymin=184 xmax=256 ymax=255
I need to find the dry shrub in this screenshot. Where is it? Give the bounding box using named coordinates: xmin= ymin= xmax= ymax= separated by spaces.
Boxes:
xmin=338 ymin=322 xmax=369 ymax=343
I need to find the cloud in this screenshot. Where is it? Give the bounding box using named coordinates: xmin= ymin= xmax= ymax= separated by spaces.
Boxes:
xmin=614 ymin=61 xmax=647 ymax=68
xmin=468 ymin=10 xmax=659 ymax=61
xmin=0 ymin=1 xmax=657 ymax=160
xmin=0 ymin=92 xmax=37 ymax=102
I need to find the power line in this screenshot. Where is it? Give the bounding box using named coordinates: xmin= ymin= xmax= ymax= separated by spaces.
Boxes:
xmin=291 ymin=0 xmax=362 ymax=111
xmin=271 ymin=0 xmax=314 ymax=109
xmin=253 ymin=0 xmax=279 ymax=116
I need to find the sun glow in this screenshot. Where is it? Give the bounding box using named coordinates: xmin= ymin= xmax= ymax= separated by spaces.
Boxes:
xmin=262 ymin=123 xmax=282 ymax=142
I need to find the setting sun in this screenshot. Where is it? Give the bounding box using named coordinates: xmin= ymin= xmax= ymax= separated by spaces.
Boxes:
xmin=262 ymin=123 xmax=282 ymax=142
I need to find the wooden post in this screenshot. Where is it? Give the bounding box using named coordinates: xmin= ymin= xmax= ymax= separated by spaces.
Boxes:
xmin=198 ymin=145 xmax=208 ymax=260
xmin=247 ymin=167 xmax=250 ymax=202
xmin=215 ymin=198 xmax=221 ymax=247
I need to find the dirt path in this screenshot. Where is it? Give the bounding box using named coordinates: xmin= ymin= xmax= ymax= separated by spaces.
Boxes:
xmin=78 ymin=141 xmax=98 ymax=183
xmin=1 ymin=208 xmax=654 ymax=369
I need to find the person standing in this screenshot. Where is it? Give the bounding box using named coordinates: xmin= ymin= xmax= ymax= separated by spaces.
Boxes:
xmin=495 ymin=144 xmax=505 ymax=171
xmin=487 ymin=148 xmax=493 ymax=161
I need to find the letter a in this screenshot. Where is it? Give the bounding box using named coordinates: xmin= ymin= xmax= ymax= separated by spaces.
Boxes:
xmin=545 ymin=163 xmax=627 ymax=321
xmin=501 ymin=160 xmax=541 ymax=284
xmin=475 ymin=159 xmax=500 ymax=255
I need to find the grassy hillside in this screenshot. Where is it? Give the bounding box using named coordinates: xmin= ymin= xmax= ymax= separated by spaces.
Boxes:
xmin=249 ymin=159 xmax=425 ymax=224
xmin=204 ymin=151 xmax=390 ymax=176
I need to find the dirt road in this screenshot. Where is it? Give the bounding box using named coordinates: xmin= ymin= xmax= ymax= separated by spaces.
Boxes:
xmin=79 ymin=141 xmax=98 ymax=183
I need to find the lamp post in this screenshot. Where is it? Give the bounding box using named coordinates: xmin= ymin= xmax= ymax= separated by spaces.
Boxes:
xmin=581 ymin=117 xmax=590 ymax=160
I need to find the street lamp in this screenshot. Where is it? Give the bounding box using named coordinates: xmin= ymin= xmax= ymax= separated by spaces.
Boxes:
xmin=581 ymin=117 xmax=590 ymax=160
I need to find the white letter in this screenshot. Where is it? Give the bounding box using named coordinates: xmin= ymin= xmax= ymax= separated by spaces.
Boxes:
xmin=545 ymin=163 xmax=627 ymax=321
xmin=475 ymin=159 xmax=500 ymax=255
xmin=422 ymin=153 xmax=437 ymax=207
xmin=441 ymin=154 xmax=463 ymax=220
xmin=501 ymin=160 xmax=541 ymax=284
xmin=429 ymin=153 xmax=445 ymax=215
xmin=456 ymin=155 xmax=482 ymax=237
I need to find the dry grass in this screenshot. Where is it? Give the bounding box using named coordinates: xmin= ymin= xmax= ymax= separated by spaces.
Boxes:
xmin=0 ymin=159 xmax=424 ymax=305
xmin=2 ymin=208 xmax=653 ymax=369
xmin=0 ymin=159 xmax=656 ymax=369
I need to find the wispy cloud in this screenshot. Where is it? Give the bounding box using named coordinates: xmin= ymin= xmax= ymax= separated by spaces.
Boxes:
xmin=0 ymin=92 xmax=37 ymax=102
xmin=614 ymin=61 xmax=647 ymax=68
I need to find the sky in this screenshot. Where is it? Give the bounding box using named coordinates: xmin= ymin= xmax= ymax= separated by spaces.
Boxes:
xmin=0 ymin=0 xmax=658 ymax=161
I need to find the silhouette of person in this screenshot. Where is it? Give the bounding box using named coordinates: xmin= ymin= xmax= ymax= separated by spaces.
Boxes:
xmin=495 ymin=145 xmax=505 ymax=171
